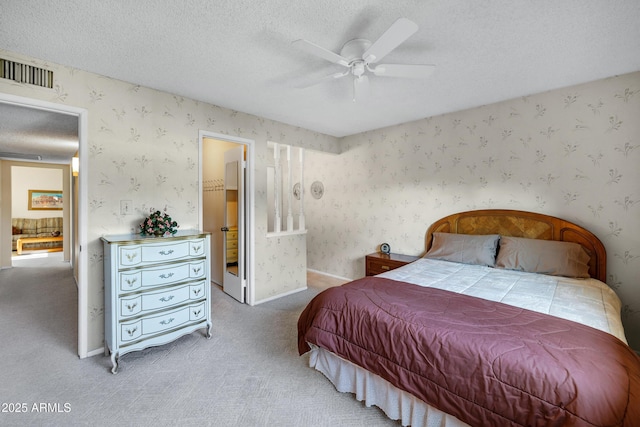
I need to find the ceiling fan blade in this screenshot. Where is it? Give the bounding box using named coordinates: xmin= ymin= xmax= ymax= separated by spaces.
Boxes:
xmin=353 ymin=75 xmax=370 ymax=102
xmin=296 ymin=70 xmax=349 ymax=89
xmin=372 ymin=63 xmax=436 ymax=78
xmin=292 ymin=39 xmax=350 ymax=67
xmin=362 ymin=18 xmax=418 ymax=64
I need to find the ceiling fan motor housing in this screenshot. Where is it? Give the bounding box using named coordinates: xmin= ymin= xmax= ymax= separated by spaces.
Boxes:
xmin=340 ymin=39 xmax=372 ymax=77
xmin=340 ymin=39 xmax=372 ymax=61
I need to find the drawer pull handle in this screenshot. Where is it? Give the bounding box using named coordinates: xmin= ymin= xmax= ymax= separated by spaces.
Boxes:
xmin=192 ymin=288 xmax=201 ymax=296
xmin=125 ymin=252 xmax=138 ymax=262
xmin=159 ymin=249 xmax=174 ymax=256
xmin=192 ymin=245 xmax=202 ymax=253
xmin=193 ymin=309 xmax=202 ymax=317
xmin=159 ymin=295 xmax=174 ymax=303
xmin=159 ymin=272 xmax=174 ymax=279
xmin=126 ymin=326 xmax=138 ymax=336
xmin=126 ymin=302 xmax=138 ymax=312
xmin=125 ymin=277 xmax=138 ymax=287
xmin=160 ymin=317 xmax=175 ymax=326
xmin=381 ymin=265 xmax=390 ymax=270
xmin=192 ymin=267 xmax=202 ymax=274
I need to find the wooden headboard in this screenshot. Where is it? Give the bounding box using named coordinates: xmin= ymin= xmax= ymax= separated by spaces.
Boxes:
xmin=425 ymin=209 xmax=606 ymax=282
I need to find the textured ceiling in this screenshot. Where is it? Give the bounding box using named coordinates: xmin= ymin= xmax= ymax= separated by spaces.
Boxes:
xmin=1 ymin=0 xmax=640 ymax=163
xmin=0 ymin=103 xmax=78 ymax=163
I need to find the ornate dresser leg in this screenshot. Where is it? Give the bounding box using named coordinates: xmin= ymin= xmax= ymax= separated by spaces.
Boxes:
xmin=110 ymin=353 xmax=119 ymax=374
xmin=206 ymin=321 xmax=213 ymax=339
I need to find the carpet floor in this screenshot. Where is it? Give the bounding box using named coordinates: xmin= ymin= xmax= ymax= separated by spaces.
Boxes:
xmin=0 ymin=253 xmax=397 ymax=426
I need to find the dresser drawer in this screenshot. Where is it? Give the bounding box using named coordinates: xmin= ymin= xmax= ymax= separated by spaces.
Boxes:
xmin=118 ymin=260 xmax=206 ymax=293
xmin=119 ymin=280 xmax=207 ymax=319
xmin=189 ymin=281 xmax=207 ymax=300
xmin=119 ymin=301 xmax=207 ymax=345
xmin=226 ymin=249 xmax=238 ymax=260
xmin=366 ymin=258 xmax=404 ymax=275
xmin=118 ymin=238 xmax=207 ymax=268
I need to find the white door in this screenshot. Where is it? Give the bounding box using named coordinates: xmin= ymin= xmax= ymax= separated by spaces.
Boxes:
xmin=222 ymin=146 xmax=246 ymax=302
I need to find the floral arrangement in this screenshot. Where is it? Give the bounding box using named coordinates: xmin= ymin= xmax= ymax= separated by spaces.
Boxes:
xmin=139 ymin=208 xmax=179 ymax=236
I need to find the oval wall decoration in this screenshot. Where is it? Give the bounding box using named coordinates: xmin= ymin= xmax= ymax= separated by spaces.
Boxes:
xmin=310 ymin=181 xmax=324 ymax=199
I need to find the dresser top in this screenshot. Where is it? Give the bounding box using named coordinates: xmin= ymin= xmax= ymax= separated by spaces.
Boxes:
xmin=101 ymin=229 xmax=210 ymax=244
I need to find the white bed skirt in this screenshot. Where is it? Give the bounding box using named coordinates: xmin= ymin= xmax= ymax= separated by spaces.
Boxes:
xmin=308 ymin=345 xmax=470 ymax=427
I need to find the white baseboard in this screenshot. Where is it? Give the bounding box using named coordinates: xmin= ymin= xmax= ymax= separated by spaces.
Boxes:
xmin=307 ymin=268 xmax=352 ymax=282
xmin=85 ymin=347 xmax=105 ymax=358
xmin=253 ymin=286 xmax=307 ymax=305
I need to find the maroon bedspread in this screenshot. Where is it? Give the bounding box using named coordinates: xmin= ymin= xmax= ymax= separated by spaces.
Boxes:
xmin=298 ymin=277 xmax=640 ymax=426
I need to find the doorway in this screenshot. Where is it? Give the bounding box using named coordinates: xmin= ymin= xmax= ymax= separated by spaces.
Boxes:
xmin=0 ymin=93 xmax=89 ymax=358
xmin=199 ymin=131 xmax=255 ymax=305
xmin=9 ymin=164 xmax=69 ymax=264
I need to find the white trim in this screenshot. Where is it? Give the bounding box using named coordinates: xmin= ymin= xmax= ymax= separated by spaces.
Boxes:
xmin=253 ymin=286 xmax=307 ymax=305
xmin=0 ymin=92 xmax=89 ymax=358
xmin=307 ymin=268 xmax=353 ymax=283
xmin=86 ymin=347 xmax=105 ymax=358
xmin=0 ymin=93 xmax=81 ymax=116
xmin=77 ymin=109 xmax=89 ymax=358
xmin=198 ymin=130 xmax=256 ymax=306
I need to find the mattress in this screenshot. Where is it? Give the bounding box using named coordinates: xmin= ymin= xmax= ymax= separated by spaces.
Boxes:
xmin=378 ymin=258 xmax=626 ymax=343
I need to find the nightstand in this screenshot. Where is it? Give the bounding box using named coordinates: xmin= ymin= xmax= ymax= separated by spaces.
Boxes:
xmin=365 ymin=252 xmax=419 ymax=276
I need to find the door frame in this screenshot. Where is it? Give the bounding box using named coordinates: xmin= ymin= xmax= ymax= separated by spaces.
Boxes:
xmin=0 ymin=92 xmax=89 ymax=358
xmin=199 ymin=130 xmax=255 ymax=305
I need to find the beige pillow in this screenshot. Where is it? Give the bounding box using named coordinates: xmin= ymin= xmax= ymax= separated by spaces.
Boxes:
xmin=496 ymin=236 xmax=590 ymax=278
xmin=425 ymin=233 xmax=500 ymax=266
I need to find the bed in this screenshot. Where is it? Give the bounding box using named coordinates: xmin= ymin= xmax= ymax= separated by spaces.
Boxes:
xmin=298 ymin=210 xmax=640 ymax=426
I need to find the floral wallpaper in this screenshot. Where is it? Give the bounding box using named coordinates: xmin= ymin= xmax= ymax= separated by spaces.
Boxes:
xmin=0 ymin=48 xmax=338 ymax=355
xmin=305 ymin=71 xmax=640 ymax=350
xmin=2 ymin=46 xmax=638 ymax=353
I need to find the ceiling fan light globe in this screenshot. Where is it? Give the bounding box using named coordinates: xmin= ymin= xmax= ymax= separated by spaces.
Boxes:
xmin=352 ymin=62 xmax=365 ymax=77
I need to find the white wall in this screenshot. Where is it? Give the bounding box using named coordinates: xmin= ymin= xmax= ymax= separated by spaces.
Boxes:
xmin=11 ymin=166 xmax=63 ymax=218
xmin=305 ymin=71 xmax=640 ymax=350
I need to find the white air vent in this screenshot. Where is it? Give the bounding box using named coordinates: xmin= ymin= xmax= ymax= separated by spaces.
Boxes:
xmin=0 ymin=152 xmax=43 ymax=161
xmin=0 ymin=58 xmax=53 ymax=88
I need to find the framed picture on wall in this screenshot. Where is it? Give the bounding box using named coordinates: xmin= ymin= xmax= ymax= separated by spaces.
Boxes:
xmin=28 ymin=189 xmax=63 ymax=210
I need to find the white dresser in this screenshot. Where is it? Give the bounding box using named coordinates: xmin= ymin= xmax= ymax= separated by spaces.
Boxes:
xmin=102 ymin=231 xmax=212 ymax=374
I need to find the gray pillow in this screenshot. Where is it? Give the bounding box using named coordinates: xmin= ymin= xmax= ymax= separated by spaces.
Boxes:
xmin=425 ymin=233 xmax=500 ymax=267
xmin=496 ymin=236 xmax=590 ymax=278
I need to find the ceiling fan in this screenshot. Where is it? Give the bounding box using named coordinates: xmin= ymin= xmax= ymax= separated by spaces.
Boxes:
xmin=292 ymin=18 xmax=435 ymax=102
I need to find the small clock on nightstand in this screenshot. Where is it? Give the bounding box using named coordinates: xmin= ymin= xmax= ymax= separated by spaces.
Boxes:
xmin=380 ymin=242 xmax=390 ymax=254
